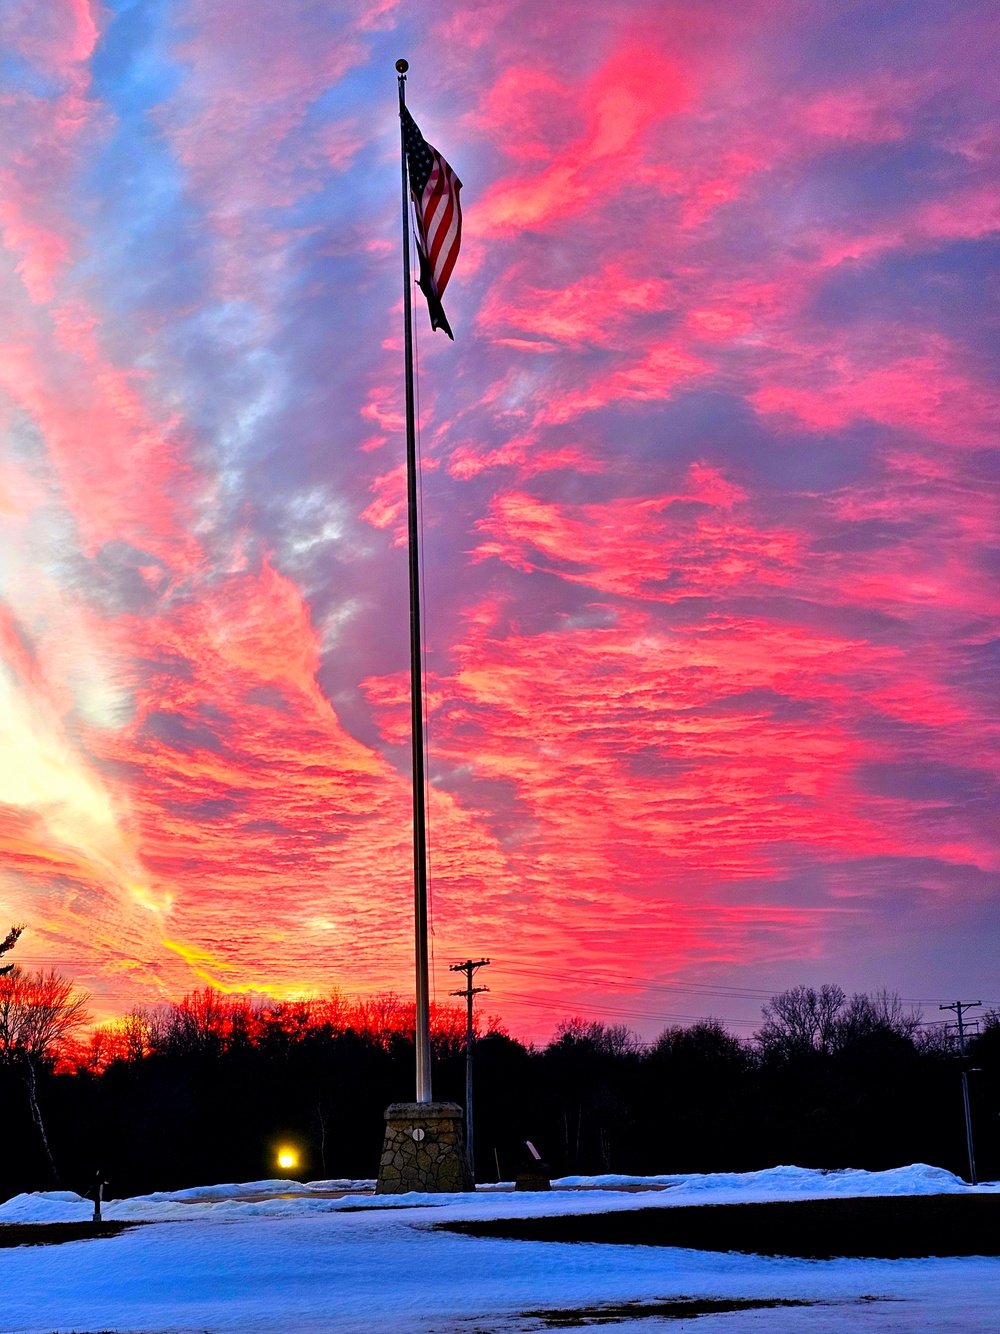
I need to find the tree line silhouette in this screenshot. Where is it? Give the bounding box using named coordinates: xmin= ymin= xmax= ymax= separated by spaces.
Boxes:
xmin=1 ymin=941 xmax=996 ymax=1200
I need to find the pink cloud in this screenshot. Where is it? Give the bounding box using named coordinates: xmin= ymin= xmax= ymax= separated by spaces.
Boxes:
xmin=0 ymin=3 xmax=104 ymax=303
xmin=465 ymin=65 xmax=578 ymax=163
xmin=752 ymin=333 xmax=1000 ymax=450
xmin=0 ymin=315 xmax=200 ymax=565
xmin=473 ymin=465 xmax=798 ymax=602
xmin=470 ymin=44 xmax=690 ymax=234
xmin=477 ymin=260 xmax=676 ymax=349
xmin=534 ymin=341 xmax=709 ymax=427
xmin=794 ymin=78 xmax=925 ymax=144
xmin=158 ymin=0 xmax=372 ymax=300
xmin=0 ymin=0 xmax=99 ymax=79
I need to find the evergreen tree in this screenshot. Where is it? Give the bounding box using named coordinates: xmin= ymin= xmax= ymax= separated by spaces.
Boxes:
xmin=0 ymin=926 xmax=22 ymax=977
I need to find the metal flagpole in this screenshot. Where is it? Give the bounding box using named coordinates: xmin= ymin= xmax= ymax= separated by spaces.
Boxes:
xmin=396 ymin=58 xmax=432 ymax=1105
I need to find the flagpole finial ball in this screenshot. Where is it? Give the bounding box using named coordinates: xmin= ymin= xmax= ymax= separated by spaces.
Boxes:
xmin=395 ymin=59 xmax=409 ymax=73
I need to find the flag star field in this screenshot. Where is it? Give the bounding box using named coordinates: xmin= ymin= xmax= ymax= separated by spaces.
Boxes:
xmin=0 ymin=0 xmax=997 ymax=1034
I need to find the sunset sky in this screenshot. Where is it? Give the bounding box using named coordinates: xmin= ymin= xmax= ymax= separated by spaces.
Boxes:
xmin=0 ymin=0 xmax=997 ymax=1037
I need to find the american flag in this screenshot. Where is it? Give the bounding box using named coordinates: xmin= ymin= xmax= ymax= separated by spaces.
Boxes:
xmin=401 ymin=106 xmax=462 ymax=339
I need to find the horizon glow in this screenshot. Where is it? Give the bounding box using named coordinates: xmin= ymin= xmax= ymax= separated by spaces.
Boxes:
xmin=0 ymin=0 xmax=997 ymax=1039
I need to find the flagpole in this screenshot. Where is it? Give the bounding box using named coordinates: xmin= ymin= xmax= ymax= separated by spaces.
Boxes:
xmin=396 ymin=58 xmax=432 ymax=1105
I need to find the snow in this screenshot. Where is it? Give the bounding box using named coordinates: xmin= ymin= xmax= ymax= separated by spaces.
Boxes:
xmin=555 ymin=1161 xmax=998 ymax=1198
xmin=1 ymin=1161 xmax=993 ymax=1226
xmin=0 ymin=1165 xmax=996 ymax=1332
xmin=139 ymin=1177 xmax=378 ymax=1201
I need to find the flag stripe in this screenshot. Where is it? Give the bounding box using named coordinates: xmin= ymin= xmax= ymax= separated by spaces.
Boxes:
xmin=431 ymin=203 xmax=460 ymax=289
xmin=435 ymin=231 xmax=460 ymax=293
xmin=422 ymin=162 xmax=459 ymax=284
xmin=426 ymin=191 xmax=455 ymax=270
xmin=423 ymin=177 xmax=449 ymax=240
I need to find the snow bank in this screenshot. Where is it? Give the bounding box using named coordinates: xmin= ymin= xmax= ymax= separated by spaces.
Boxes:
xmin=1 ymin=1163 xmax=992 ymax=1228
xmin=0 ymin=1186 xmax=379 ymax=1225
xmin=125 ymin=1177 xmax=376 ymax=1203
xmin=555 ymin=1163 xmax=985 ymax=1198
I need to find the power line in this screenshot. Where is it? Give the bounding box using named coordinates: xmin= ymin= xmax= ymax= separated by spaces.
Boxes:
xmin=496 ymin=988 xmax=761 ymax=1028
xmin=495 ymin=962 xmax=777 ymax=999
xmin=490 ymin=962 xmax=999 ymax=1010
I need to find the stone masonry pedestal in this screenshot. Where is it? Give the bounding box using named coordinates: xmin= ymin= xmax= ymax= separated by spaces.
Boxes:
xmin=375 ymin=1101 xmax=474 ymax=1194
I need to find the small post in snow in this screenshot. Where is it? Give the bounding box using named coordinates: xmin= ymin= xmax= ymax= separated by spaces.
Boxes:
xmin=92 ymin=1172 xmax=107 ymax=1224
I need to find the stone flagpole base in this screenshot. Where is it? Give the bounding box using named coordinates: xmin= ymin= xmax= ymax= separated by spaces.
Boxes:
xmin=375 ymin=1101 xmax=474 ymax=1194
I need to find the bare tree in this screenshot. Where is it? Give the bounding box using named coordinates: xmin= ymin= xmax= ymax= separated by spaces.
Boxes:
xmin=834 ymin=990 xmax=922 ymax=1047
xmin=555 ymin=1018 xmax=644 ymax=1056
xmin=757 ymin=984 xmax=846 ymax=1056
xmin=0 ymin=968 xmax=90 ymax=1185
xmin=757 ymin=985 xmax=925 ymax=1059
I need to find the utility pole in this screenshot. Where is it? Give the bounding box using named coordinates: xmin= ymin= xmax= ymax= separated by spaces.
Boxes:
xmin=940 ymin=1000 xmax=981 ymax=1185
xmin=450 ymin=958 xmax=490 ymax=1181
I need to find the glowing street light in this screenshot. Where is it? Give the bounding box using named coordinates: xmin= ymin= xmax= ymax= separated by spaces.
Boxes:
xmin=276 ymin=1147 xmax=298 ymax=1172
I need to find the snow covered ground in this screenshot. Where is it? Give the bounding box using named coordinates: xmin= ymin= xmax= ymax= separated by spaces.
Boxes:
xmin=0 ymin=1165 xmax=997 ymax=1332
